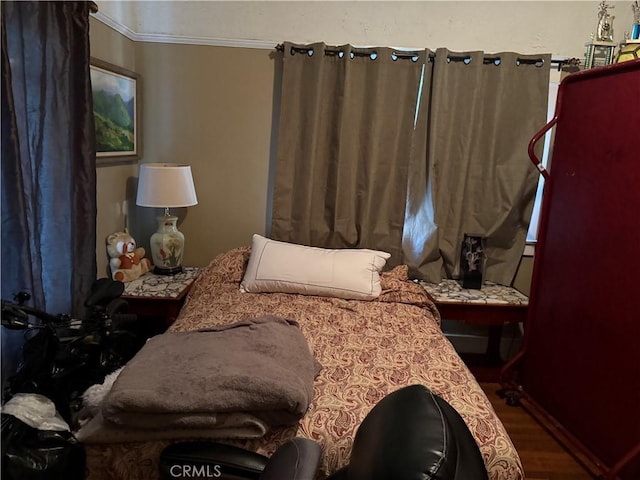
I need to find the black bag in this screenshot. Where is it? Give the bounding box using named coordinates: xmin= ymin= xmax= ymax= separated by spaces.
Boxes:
xmin=1 ymin=413 xmax=85 ymax=480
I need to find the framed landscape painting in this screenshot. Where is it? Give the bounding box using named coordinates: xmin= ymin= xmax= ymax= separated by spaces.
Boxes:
xmin=90 ymin=58 xmax=141 ymax=164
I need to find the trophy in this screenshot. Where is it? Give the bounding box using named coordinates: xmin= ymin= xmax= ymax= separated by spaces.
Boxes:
xmin=595 ymin=1 xmax=615 ymax=42
xmin=616 ymin=1 xmax=640 ymax=63
xmin=584 ymin=1 xmax=617 ymax=68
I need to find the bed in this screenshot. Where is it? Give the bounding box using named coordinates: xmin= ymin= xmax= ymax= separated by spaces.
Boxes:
xmin=81 ymin=245 xmax=524 ymax=480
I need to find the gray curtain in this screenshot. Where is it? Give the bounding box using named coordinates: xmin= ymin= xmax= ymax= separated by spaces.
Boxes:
xmin=271 ymin=43 xmax=550 ymax=286
xmin=1 ymin=1 xmax=96 ymax=383
xmin=416 ymin=49 xmax=551 ymax=284
xmin=402 ymin=54 xmax=438 ymax=280
xmin=271 ymin=42 xmax=429 ymax=266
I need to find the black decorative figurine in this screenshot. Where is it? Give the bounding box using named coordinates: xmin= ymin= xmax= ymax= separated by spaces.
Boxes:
xmin=460 ymin=234 xmax=484 ymax=289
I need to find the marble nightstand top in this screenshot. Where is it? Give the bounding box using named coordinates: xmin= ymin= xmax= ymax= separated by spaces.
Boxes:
xmin=418 ymin=279 xmax=528 ymax=306
xmin=123 ymin=267 xmax=201 ymax=299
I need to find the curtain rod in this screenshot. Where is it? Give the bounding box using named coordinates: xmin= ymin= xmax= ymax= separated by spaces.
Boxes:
xmin=275 ymin=44 xmax=579 ymax=69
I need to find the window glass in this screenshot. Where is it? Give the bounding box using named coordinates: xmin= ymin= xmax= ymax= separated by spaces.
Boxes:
xmin=526 ymin=68 xmax=562 ymax=244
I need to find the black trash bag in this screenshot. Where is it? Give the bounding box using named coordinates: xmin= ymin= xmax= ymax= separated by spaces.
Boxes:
xmin=1 ymin=397 xmax=85 ymax=480
xmin=4 ymin=327 xmax=59 ymax=402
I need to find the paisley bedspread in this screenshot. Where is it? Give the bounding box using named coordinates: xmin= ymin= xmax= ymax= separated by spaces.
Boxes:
xmin=83 ymin=247 xmax=524 ymax=480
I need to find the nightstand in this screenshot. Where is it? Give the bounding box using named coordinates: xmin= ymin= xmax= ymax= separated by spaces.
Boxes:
xmin=122 ymin=267 xmax=201 ymax=331
xmin=420 ymin=279 xmax=528 ymax=381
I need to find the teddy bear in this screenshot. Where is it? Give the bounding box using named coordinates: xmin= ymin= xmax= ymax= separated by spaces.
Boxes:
xmin=106 ymin=230 xmax=152 ymax=282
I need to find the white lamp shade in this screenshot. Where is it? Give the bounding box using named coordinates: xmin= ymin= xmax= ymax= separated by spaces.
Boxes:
xmin=136 ymin=163 xmax=198 ymax=208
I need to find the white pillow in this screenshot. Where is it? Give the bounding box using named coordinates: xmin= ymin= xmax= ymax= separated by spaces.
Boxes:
xmin=240 ymin=234 xmax=391 ymax=300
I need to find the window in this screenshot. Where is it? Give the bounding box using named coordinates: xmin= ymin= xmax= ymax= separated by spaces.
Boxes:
xmin=525 ymin=67 xmax=562 ymax=250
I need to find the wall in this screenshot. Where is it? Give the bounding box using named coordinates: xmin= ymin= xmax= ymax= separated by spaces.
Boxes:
xmin=97 ymin=1 xmax=636 ymax=60
xmin=90 ymin=18 xmax=139 ymax=277
xmin=91 ymin=18 xmax=275 ymax=273
xmin=92 ymin=1 xmax=634 ymax=289
xmin=132 ymin=42 xmax=275 ymax=267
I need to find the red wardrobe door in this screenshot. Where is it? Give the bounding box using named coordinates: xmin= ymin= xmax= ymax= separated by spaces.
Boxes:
xmin=521 ymin=61 xmax=640 ymax=478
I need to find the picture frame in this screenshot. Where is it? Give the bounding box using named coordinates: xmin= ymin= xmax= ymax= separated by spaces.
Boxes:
xmin=90 ymin=57 xmax=142 ymax=165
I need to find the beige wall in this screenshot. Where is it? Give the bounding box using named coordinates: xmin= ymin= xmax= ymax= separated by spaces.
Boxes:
xmin=97 ymin=1 xmax=636 ymax=60
xmin=90 ymin=16 xmax=533 ymax=293
xmin=132 ymin=42 xmax=275 ymax=267
xmin=92 ymin=20 xmax=275 ymax=274
xmin=91 ymin=18 xmax=139 ymax=277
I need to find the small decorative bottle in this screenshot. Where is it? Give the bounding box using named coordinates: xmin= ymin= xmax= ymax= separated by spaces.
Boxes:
xmin=460 ymin=234 xmax=485 ymax=289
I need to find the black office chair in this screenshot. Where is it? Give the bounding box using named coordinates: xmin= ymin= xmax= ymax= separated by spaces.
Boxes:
xmin=327 ymin=384 xmax=489 ymax=480
xmin=160 ymin=384 xmax=487 ymax=480
xmin=160 ymin=437 xmax=321 ymax=480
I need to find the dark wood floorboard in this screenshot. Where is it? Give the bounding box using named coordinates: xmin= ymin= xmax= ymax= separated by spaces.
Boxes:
xmin=480 ymin=382 xmax=597 ymax=480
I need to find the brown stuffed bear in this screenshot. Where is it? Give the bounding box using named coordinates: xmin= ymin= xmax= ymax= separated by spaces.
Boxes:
xmin=106 ymin=230 xmax=152 ymax=282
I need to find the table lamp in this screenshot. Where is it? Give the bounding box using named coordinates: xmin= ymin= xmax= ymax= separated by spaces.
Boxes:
xmin=136 ymin=163 xmax=198 ymax=275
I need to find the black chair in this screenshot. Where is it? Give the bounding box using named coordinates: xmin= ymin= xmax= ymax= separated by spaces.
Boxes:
xmin=327 ymin=384 xmax=489 ymax=480
xmin=160 ymin=437 xmax=321 ymax=480
xmin=160 ymin=384 xmax=488 ymax=480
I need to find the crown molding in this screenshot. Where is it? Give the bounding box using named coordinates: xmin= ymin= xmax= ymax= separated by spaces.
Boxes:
xmin=92 ymin=12 xmax=137 ymax=40
xmin=134 ymin=33 xmax=277 ymax=50
xmin=92 ymin=12 xmax=276 ymax=50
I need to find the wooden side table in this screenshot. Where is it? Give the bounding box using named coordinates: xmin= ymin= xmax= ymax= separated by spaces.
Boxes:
xmin=420 ymin=279 xmax=528 ymax=367
xmin=122 ymin=267 xmax=201 ymax=331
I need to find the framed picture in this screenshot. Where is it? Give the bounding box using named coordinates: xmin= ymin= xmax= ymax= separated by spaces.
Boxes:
xmin=90 ymin=57 xmax=142 ymax=164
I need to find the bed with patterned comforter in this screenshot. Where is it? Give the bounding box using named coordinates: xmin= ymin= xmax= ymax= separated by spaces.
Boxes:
xmin=83 ymin=246 xmax=524 ymax=480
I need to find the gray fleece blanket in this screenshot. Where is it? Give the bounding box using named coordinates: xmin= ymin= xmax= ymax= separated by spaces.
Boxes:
xmin=101 ymin=316 xmax=321 ymax=435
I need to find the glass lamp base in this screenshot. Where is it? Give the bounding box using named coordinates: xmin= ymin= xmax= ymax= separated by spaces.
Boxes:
xmin=153 ymin=265 xmax=183 ymax=276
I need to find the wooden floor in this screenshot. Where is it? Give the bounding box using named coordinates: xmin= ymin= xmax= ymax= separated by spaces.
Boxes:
xmin=481 ymin=382 xmax=597 ymax=480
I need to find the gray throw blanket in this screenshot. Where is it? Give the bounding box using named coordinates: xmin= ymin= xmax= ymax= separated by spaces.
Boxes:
xmin=101 ymin=316 xmax=321 ymax=435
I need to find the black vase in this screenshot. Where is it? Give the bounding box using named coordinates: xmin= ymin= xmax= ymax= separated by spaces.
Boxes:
xmin=460 ymin=234 xmax=484 ymax=289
